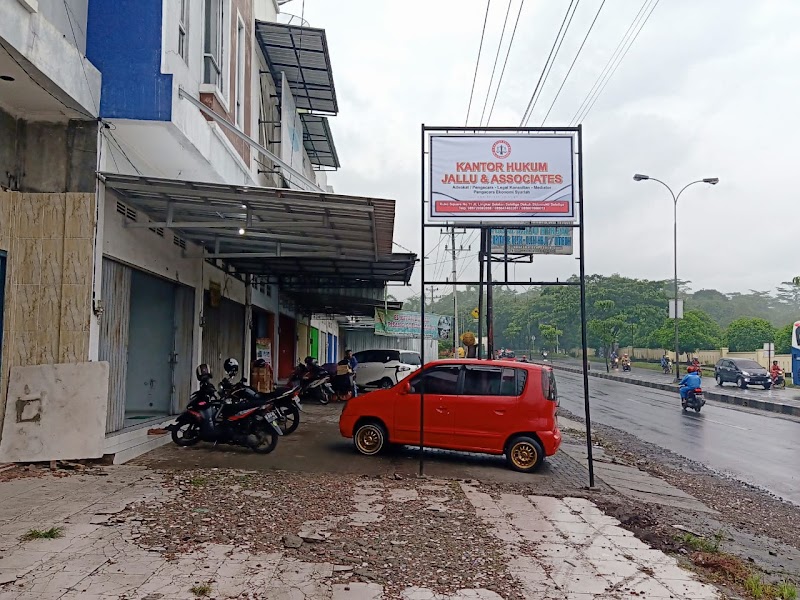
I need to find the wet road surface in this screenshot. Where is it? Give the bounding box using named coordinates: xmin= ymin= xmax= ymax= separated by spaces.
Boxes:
xmin=555 ymin=370 xmax=800 ymax=505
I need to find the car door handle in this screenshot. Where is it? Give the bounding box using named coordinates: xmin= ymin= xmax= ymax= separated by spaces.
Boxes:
xmin=436 ymin=406 xmax=447 ymax=413
xmin=494 ymin=409 xmax=506 ymax=415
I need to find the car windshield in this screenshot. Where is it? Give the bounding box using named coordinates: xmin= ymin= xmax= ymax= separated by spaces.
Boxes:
xmin=735 ymin=360 xmax=762 ymax=370
xmin=400 ymin=352 xmax=421 ymax=366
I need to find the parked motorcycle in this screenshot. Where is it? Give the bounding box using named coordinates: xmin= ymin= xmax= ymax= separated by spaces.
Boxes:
xmin=681 ymin=387 xmax=705 ymax=412
xmin=167 ymin=364 xmax=282 ymax=453
xmin=290 ymin=361 xmax=333 ymax=405
xmin=220 ymin=359 xmax=302 ymax=435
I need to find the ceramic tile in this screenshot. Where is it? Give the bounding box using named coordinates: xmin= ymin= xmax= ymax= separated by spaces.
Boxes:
xmin=59 ymin=284 xmax=91 ymax=332
xmin=12 ymin=285 xmax=40 ymax=333
xmin=40 ymin=196 xmax=65 ymax=240
xmin=15 ymin=194 xmax=44 ymax=239
xmin=62 ymin=238 xmax=92 ymax=285
xmin=12 ymin=238 xmax=42 ymax=285
xmin=58 ymin=330 xmax=89 ymax=363
xmin=64 ymin=194 xmax=94 ymax=239
xmin=37 ymin=285 xmax=62 ymax=330
xmin=40 ymin=240 xmax=64 ymax=287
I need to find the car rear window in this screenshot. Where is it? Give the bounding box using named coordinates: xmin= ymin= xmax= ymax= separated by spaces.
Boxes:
xmin=463 ymin=366 xmax=520 ymax=397
xmin=540 ymin=368 xmax=557 ymax=401
xmin=400 ymin=352 xmax=421 ymax=366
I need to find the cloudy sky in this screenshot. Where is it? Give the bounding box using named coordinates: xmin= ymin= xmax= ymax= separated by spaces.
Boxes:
xmin=291 ymin=0 xmax=799 ymax=299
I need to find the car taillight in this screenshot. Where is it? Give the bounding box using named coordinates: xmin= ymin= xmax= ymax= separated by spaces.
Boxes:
xmin=540 ymin=369 xmax=557 ymax=401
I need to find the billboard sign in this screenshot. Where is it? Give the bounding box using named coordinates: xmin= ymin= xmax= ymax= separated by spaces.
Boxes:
xmin=429 ymin=134 xmax=575 ymax=223
xmin=280 ymin=72 xmax=307 ymax=189
xmin=490 ymin=224 xmax=574 ymax=255
xmin=374 ymin=309 xmax=453 ymax=340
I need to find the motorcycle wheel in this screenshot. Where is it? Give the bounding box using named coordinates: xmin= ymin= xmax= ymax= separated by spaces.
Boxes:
xmin=279 ymin=405 xmax=300 ymax=435
xmin=171 ymin=422 xmax=200 ymax=447
xmin=249 ymin=422 xmax=279 ymax=454
xmin=694 ymin=406 xmax=702 ymax=413
xmin=317 ymin=387 xmax=331 ymax=405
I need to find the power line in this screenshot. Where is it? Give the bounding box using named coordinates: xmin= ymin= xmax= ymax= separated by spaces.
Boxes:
xmin=569 ymin=0 xmax=651 ymax=125
xmin=540 ymin=0 xmax=607 ymax=126
xmin=576 ymin=0 xmax=661 ymax=123
xmin=464 ymin=0 xmax=493 ymax=126
xmin=522 ymin=0 xmax=582 ymax=126
xmin=518 ymin=0 xmax=577 ymax=126
xmin=485 ymin=0 xmax=527 ymax=125
xmin=478 ymin=0 xmax=515 ymax=127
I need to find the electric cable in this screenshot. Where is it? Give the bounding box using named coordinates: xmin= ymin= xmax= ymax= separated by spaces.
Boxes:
xmin=576 ymin=0 xmax=661 ymax=123
xmin=464 ymin=0 xmax=493 ymax=125
xmin=478 ymin=0 xmax=515 ymax=127
xmin=540 ymin=0 xmax=607 ymax=126
xmin=485 ymin=0 xmax=527 ymax=125
xmin=518 ymin=0 xmax=577 ymax=126
xmin=522 ymin=0 xmax=582 ymax=126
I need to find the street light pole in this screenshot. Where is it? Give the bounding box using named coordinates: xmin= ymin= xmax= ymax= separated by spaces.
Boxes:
xmin=633 ymin=174 xmax=719 ymax=382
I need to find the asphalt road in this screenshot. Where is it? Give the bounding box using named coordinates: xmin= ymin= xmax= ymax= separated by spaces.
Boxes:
xmin=555 ymin=370 xmax=800 ymax=505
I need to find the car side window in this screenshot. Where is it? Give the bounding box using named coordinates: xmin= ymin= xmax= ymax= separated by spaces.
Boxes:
xmin=463 ymin=366 xmax=518 ymax=397
xmin=408 ymin=366 xmax=460 ymax=395
xmin=516 ymin=369 xmax=528 ymax=396
xmin=499 ymin=368 xmax=517 ymax=396
xmin=384 ymin=351 xmax=400 ymax=363
xmin=400 ymin=352 xmax=421 ymax=366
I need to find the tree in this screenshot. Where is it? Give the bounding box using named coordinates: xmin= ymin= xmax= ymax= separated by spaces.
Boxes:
xmin=776 ymin=278 xmax=800 ymax=308
xmin=588 ymin=300 xmax=626 ymax=372
xmin=653 ymin=310 xmax=723 ymax=355
xmin=725 ymin=317 xmax=776 ymax=352
xmin=775 ymin=323 xmax=793 ymax=355
xmin=539 ymin=324 xmax=563 ymax=351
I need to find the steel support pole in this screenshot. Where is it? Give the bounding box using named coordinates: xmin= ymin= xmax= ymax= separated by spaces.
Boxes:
xmin=486 ymin=228 xmax=494 ymax=360
xmin=577 ymin=126 xmax=596 ymax=489
xmin=419 ymin=125 xmax=426 ymax=477
xmin=451 ymin=227 xmax=459 ymax=356
xmin=673 ymin=198 xmax=680 ymax=382
xmin=477 ymin=229 xmax=485 ymax=359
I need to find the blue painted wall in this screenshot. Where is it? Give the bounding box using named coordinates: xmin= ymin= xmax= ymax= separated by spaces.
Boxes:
xmin=86 ymin=0 xmax=172 ymax=121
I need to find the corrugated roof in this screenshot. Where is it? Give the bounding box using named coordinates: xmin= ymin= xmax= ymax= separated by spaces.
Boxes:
xmin=300 ymin=113 xmax=340 ymax=168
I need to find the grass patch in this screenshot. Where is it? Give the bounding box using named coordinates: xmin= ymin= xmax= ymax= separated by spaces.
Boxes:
xmin=189 ymin=476 xmax=207 ymax=486
xmin=190 ymin=582 xmax=212 ymax=597
xmin=20 ymin=526 xmax=64 ymax=541
xmin=776 ymin=580 xmax=798 ymax=600
xmin=745 ymin=574 xmax=766 ymax=598
xmin=677 ymin=530 xmax=723 ymax=553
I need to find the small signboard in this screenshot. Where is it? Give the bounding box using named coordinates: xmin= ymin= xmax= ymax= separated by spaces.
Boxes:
xmin=490 ymin=224 xmax=573 ymax=255
xmin=668 ymin=299 xmax=684 ymax=319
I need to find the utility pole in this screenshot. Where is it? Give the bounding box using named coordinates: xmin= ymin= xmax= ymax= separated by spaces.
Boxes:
xmin=450 ymin=227 xmax=459 ymax=356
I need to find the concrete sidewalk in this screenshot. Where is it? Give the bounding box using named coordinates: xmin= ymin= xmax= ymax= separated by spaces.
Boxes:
xmin=0 ymin=465 xmax=721 ymax=599
xmin=545 ymin=358 xmax=800 ymax=417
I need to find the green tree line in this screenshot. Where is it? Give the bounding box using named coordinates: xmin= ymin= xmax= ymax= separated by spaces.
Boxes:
xmin=404 ymin=275 xmax=799 ymax=356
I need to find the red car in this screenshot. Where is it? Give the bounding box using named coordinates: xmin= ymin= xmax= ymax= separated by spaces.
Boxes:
xmin=339 ymin=359 xmax=561 ymax=472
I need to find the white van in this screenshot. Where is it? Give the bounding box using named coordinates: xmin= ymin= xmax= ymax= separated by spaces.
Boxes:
xmin=353 ymin=349 xmax=422 ymax=390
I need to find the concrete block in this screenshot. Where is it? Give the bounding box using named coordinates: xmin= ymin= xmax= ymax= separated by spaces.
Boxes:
xmin=0 ymin=362 xmax=109 ymax=462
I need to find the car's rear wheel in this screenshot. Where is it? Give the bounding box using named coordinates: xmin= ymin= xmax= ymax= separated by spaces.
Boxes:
xmin=506 ymin=436 xmax=545 ymax=473
xmin=716 ymin=374 xmax=723 ymax=387
xmin=737 ymin=377 xmax=747 ymax=389
xmin=353 ymin=422 xmax=387 ymax=456
xmin=379 ymin=378 xmax=394 ymax=390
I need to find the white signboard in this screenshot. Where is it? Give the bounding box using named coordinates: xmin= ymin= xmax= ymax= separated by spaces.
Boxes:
xmin=668 ymin=299 xmax=684 ymax=319
xmin=490 ymin=224 xmax=574 ymax=255
xmin=280 ymin=72 xmax=306 ymax=189
xmin=430 ymin=135 xmax=575 ymax=223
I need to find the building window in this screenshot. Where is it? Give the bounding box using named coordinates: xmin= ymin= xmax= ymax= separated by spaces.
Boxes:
xmin=178 ymin=0 xmax=190 ymax=63
xmin=235 ymin=17 xmax=245 ymax=127
xmin=203 ymin=0 xmax=224 ymax=89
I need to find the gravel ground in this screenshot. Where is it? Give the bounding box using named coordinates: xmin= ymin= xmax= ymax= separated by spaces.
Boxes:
xmin=125 ymin=469 xmax=522 ymax=598
xmin=558 ymin=408 xmax=800 ymax=580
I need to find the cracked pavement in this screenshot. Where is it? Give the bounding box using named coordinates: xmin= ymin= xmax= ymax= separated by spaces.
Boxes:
xmin=0 ymin=466 xmax=721 ymax=599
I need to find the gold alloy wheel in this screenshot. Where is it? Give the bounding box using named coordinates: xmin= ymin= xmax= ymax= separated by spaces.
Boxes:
xmin=355 ymin=425 xmax=383 ymax=454
xmin=510 ymin=441 xmax=538 ymax=469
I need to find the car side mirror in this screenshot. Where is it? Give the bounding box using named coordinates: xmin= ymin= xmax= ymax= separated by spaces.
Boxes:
xmin=401 ymin=381 xmax=411 ymax=395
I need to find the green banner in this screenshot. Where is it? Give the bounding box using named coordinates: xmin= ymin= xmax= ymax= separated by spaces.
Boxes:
xmin=374 ymin=309 xmax=453 ymax=340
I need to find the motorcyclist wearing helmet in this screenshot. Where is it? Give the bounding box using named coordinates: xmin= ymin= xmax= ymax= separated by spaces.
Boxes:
xmin=679 ymin=366 xmax=702 ymax=403
xmin=771 ymin=360 xmax=783 ymax=383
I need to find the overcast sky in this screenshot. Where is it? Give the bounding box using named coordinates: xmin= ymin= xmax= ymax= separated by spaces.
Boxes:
xmin=292 ymin=0 xmax=799 ymax=300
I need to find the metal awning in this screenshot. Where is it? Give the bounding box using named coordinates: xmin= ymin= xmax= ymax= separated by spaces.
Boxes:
xmin=300 ymin=113 xmax=340 ymax=168
xmin=99 ymin=173 xmax=415 ymax=289
xmin=255 ymin=20 xmax=338 ymax=114
xmin=285 ymin=292 xmax=402 ymax=318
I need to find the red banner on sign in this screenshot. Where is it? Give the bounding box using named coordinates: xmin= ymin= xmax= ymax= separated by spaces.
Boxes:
xmin=434 ymin=200 xmax=570 ymax=214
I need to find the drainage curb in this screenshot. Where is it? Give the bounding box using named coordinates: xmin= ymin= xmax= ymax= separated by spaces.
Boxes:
xmin=545 ymin=362 xmax=800 ymax=418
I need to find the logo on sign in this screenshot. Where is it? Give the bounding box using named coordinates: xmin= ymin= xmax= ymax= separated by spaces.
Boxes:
xmin=491 ymin=140 xmax=511 ymax=159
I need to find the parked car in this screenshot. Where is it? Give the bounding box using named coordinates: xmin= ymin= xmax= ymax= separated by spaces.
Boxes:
xmin=339 ymin=359 xmax=562 ymax=473
xmin=714 ymin=358 xmax=772 ymax=389
xmin=352 ymin=349 xmax=422 ymax=390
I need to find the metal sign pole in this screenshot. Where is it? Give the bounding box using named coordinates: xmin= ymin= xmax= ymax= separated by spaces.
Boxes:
xmin=477 ymin=229 xmax=485 ymax=359
xmin=419 ymin=124 xmax=426 ymax=477
xmin=486 ymin=227 xmax=494 ymax=360
xmin=577 ymin=125 xmax=595 ymax=488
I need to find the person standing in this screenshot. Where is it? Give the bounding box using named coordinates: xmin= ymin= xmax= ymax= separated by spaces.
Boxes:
xmin=345 ymin=349 xmax=358 ymax=397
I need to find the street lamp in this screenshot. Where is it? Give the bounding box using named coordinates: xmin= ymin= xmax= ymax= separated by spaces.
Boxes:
xmin=633 ymin=174 xmax=719 ymax=381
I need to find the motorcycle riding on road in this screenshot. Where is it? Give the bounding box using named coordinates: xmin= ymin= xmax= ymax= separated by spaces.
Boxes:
xmin=770 ymin=361 xmax=786 ymax=390
xmin=679 ymin=365 xmax=705 ymax=412
xmin=661 ymin=355 xmax=673 ymax=374
xmin=167 ymin=364 xmax=283 ymax=453
xmin=621 ymin=354 xmax=632 ymax=372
